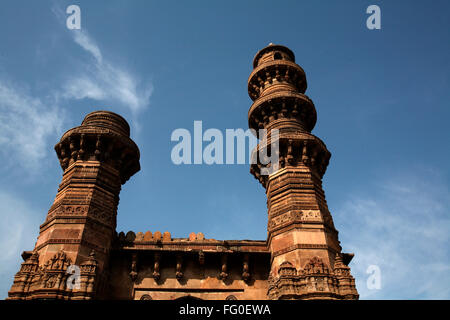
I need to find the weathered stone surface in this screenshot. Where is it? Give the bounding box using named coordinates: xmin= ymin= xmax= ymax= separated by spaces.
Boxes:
xmin=7 ymin=45 xmax=357 ymax=300
xmin=126 ymin=231 xmax=136 ymax=242
xmin=189 ymin=232 xmax=196 ymax=241
xmin=153 ymin=231 xmax=162 ymax=241
xmin=143 ymin=231 xmax=153 ymax=241
xmin=8 ymin=110 xmax=140 ymax=300
xmin=136 ymin=232 xmax=144 ymax=241
xmin=248 ymin=44 xmax=358 ymax=300
xmin=162 ymin=231 xmax=171 ymax=242
xmin=197 ymin=232 xmax=205 ymax=241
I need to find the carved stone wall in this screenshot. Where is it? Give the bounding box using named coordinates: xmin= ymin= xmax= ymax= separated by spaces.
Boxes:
xmin=8 ymin=111 xmax=140 ymax=300
xmin=106 ymin=234 xmax=270 ymax=300
xmin=8 ymin=249 xmax=98 ymax=300
xmin=8 ymin=45 xmax=358 ymax=300
xmin=247 ymin=44 xmax=358 ymax=300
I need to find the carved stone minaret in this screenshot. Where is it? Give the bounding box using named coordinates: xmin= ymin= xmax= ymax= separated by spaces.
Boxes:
xmin=248 ymin=44 xmax=358 ymax=299
xmin=8 ymin=111 xmax=140 ymax=300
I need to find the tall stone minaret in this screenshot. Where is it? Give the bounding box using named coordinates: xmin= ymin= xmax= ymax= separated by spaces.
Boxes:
xmin=8 ymin=111 xmax=140 ymax=300
xmin=248 ymin=44 xmax=358 ymax=299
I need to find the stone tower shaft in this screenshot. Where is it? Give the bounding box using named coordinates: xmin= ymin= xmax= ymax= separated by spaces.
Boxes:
xmin=8 ymin=45 xmax=358 ymax=301
xmin=8 ymin=111 xmax=140 ymax=300
xmin=248 ymin=44 xmax=358 ymax=299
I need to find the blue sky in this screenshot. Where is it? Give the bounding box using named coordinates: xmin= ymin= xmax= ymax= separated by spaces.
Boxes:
xmin=0 ymin=0 xmax=449 ymax=299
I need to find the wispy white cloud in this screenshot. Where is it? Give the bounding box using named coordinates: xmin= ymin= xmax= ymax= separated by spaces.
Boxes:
xmin=335 ymin=169 xmax=450 ymax=299
xmin=0 ymin=80 xmax=65 ymax=170
xmin=73 ymin=30 xmax=103 ymax=63
xmin=0 ymin=190 xmax=42 ymax=298
xmin=62 ymin=28 xmax=153 ymax=117
xmin=0 ymin=6 xmax=153 ymax=172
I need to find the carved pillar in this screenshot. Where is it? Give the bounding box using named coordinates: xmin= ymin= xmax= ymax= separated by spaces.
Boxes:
xmin=8 ymin=111 xmax=140 ymax=300
xmin=219 ymin=254 xmax=228 ymax=281
xmin=242 ymin=254 xmax=250 ymax=282
xmin=129 ymin=253 xmax=138 ymax=282
xmin=176 ymin=254 xmax=184 ymax=280
xmin=153 ymin=253 xmax=161 ymax=281
xmin=247 ymin=44 xmax=358 ymax=299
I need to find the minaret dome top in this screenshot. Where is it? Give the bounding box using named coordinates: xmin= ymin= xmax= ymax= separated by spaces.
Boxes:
xmin=82 ymin=110 xmax=131 ymax=137
xmin=252 ymin=43 xmax=295 ymax=69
